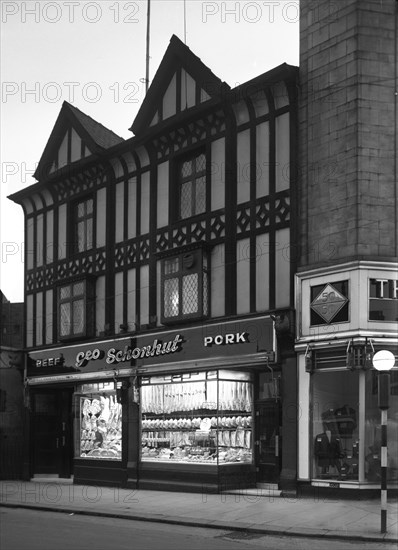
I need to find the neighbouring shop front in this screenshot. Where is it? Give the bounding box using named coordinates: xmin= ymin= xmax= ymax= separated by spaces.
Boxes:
xmin=296 ymin=263 xmax=398 ymax=492
xmin=26 ymin=315 xmax=291 ymax=492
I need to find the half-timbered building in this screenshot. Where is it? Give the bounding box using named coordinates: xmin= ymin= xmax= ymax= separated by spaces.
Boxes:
xmin=10 ymin=36 xmax=298 ymax=492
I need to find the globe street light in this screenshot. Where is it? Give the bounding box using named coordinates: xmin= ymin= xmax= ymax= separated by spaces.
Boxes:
xmin=372 ymin=350 xmax=395 ymax=534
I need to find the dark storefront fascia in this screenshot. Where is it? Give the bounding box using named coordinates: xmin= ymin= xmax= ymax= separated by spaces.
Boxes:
xmin=27 ymin=316 xmax=282 ymax=491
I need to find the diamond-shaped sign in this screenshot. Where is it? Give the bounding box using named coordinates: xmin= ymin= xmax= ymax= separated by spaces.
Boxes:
xmin=311 ymin=284 xmax=348 ymax=323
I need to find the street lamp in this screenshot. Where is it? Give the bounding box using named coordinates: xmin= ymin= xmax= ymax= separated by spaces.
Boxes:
xmin=372 ymin=349 xmax=395 ymax=534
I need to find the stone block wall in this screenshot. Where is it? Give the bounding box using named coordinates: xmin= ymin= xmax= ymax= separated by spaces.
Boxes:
xmin=298 ymin=0 xmax=397 ymax=268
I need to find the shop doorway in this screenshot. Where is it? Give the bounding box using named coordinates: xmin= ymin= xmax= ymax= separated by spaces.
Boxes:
xmin=255 ymin=400 xmax=282 ymax=483
xmin=31 ymin=389 xmax=73 ymax=478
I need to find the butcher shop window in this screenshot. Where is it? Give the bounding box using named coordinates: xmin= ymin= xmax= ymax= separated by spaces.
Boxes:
xmin=75 ymin=383 xmax=122 ymax=461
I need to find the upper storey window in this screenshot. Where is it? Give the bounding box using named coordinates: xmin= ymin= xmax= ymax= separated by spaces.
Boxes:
xmin=75 ymin=197 xmax=93 ymax=253
xmin=178 ymin=151 xmax=206 ymax=219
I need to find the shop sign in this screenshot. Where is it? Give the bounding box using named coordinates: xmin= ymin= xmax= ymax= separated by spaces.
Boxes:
xmin=369 ymin=279 xmax=398 ymax=322
xmin=310 ymin=282 xmax=349 ymax=324
xmin=27 ymin=316 xmax=275 ymax=379
xmin=35 ymin=356 xmax=64 ymax=368
xmin=75 ymin=334 xmax=183 ymax=368
xmin=203 ymin=332 xmax=249 ymax=347
xmin=370 ymin=279 xmax=398 ymax=299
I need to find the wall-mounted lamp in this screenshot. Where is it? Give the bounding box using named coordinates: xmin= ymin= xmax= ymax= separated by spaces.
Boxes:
xmin=305 ymin=343 xmax=313 ymax=374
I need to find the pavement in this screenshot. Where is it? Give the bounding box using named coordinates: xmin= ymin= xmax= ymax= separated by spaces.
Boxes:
xmin=1 ymin=479 xmax=398 ymax=544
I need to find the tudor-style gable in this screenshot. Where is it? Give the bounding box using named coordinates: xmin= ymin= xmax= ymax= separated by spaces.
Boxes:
xmin=34 ymin=101 xmax=124 ymax=181
xmin=130 ymin=35 xmax=230 ymax=135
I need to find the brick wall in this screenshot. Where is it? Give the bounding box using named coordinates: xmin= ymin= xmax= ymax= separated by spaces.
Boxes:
xmin=298 ymin=0 xmax=398 ymax=268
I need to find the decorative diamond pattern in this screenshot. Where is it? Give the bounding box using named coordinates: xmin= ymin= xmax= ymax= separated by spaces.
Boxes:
xmin=210 ymin=215 xmax=225 ymax=239
xmin=54 ymin=165 xmax=105 ymax=201
xmin=156 ymin=231 xmax=169 ymax=252
xmin=35 ymin=269 xmax=44 ymax=289
xmin=115 ymin=245 xmax=125 ymax=268
xmin=191 ymin=221 xmax=206 ymax=241
xmin=95 ymin=251 xmax=106 ymax=272
xmin=256 ymin=201 xmax=270 ymax=228
xmin=57 ymin=262 xmax=67 ymax=279
xmin=27 ymin=272 xmax=35 ymax=291
xmin=139 ymin=238 xmax=150 ymax=261
xmin=172 ymin=227 xmax=187 ymax=247
xmin=127 ymin=242 xmax=137 ymax=265
xmin=45 ymin=267 xmax=54 ymax=286
xmin=275 ymin=195 xmax=290 ymax=224
xmin=237 ymin=207 xmax=251 ymax=234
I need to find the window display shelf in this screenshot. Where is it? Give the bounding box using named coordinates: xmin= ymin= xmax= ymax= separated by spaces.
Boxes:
xmin=76 ymin=386 xmax=122 ymax=461
xmin=140 ymin=371 xmax=254 ymax=466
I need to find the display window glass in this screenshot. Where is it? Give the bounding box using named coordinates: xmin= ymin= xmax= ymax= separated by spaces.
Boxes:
xmin=312 ymin=370 xmax=359 ymax=480
xmin=75 ymin=382 xmax=122 ymax=460
xmin=140 ymin=370 xmax=253 ymax=465
xmin=365 ymin=370 xmax=398 ymax=482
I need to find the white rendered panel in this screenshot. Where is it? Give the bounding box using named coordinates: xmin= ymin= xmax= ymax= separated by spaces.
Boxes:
xmin=58 ymin=132 xmax=68 ymax=168
xmin=273 ymin=82 xmax=289 ymax=109
xmin=128 ymin=177 xmax=137 ymax=239
xmin=232 ymin=100 xmax=250 ymax=125
xmin=275 ymin=113 xmax=290 ymax=192
xmin=127 ymin=268 xmax=136 ymax=331
xmin=181 ymin=69 xmax=196 ymax=109
xmin=211 ymin=244 xmax=225 ymax=317
xmin=45 ymin=210 xmax=54 ymax=264
xmin=140 ymin=265 xmax=149 ymax=326
xmin=156 ymin=261 xmax=161 ymax=326
xmin=26 ymin=218 xmax=34 ymax=269
xmin=36 ymin=214 xmax=44 ymax=267
xmin=36 ymin=292 xmax=43 ymax=346
xmin=45 ymin=289 xmax=53 ymax=344
xmin=163 ymin=73 xmax=177 ymax=120
xmin=26 ymin=294 xmax=33 ymax=348
xmin=275 ymin=228 xmax=290 ymax=308
xmin=157 ymin=162 xmax=169 ymax=228
xmin=96 ymin=276 xmax=106 ymax=336
xmin=236 ymin=238 xmax=250 ymax=314
xmin=70 ymin=128 xmax=81 ymax=162
xmin=237 ymin=130 xmax=250 ymax=204
xmin=140 ymin=172 xmax=150 ymax=235
xmin=256 ymin=122 xmax=270 ymax=197
xmin=256 ymin=234 xmax=270 ymax=311
xmin=58 ymin=204 xmax=67 ymax=259
xmin=114 ymin=272 xmax=124 ymax=334
xmin=115 ymin=182 xmax=124 ymax=242
xmin=96 ymin=188 xmax=106 ymax=248
xmin=211 ymin=138 xmax=225 ymax=211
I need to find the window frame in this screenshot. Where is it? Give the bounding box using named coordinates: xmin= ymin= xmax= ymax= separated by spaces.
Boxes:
xmin=58 ymin=278 xmax=95 ymax=341
xmin=70 ymin=195 xmax=94 ymax=255
xmin=174 ymin=149 xmax=207 ymax=221
xmin=159 ymin=245 xmax=210 ymax=325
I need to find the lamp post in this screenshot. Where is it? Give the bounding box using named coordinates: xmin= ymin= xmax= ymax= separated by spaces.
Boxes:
xmin=372 ymin=349 xmax=395 ymax=534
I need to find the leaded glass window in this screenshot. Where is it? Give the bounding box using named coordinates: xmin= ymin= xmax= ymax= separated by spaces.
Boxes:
xmin=178 ymin=152 xmax=206 ymax=219
xmin=161 ymin=248 xmax=209 ymax=324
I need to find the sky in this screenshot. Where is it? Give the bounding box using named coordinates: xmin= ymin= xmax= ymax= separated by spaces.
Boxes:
xmin=0 ymin=0 xmax=299 ymax=302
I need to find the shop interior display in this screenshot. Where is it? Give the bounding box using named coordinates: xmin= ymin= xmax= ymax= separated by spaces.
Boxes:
xmin=141 ymin=373 xmax=253 ymax=464
xmin=314 ymin=405 xmax=358 ymax=480
xmin=79 ymin=393 xmax=122 ymax=460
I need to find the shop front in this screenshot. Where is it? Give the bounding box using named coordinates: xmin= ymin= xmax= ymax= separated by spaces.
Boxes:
xmin=296 ymin=262 xmax=398 ymax=493
xmin=26 ymin=315 xmax=285 ymax=492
